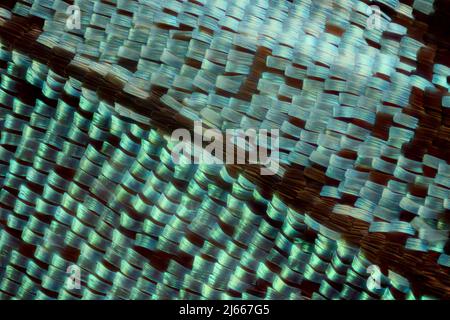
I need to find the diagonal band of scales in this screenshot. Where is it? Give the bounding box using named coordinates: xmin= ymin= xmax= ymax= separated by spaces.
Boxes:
xmin=1 ymin=0 xmax=449 ymax=298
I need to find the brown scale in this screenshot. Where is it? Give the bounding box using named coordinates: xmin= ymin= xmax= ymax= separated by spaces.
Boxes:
xmin=371 ymin=112 xmax=393 ymax=140
xmin=302 ymin=166 xmax=327 ymax=185
xmin=231 ymin=47 xmax=272 ymax=102
xmin=327 ymin=214 xmax=355 ymax=234
xmin=284 ymin=75 xmax=303 ymax=90
xmin=402 ymin=142 xmax=429 ymax=162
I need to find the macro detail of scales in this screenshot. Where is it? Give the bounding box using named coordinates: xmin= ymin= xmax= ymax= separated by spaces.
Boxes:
xmin=0 ymin=0 xmax=449 ymax=300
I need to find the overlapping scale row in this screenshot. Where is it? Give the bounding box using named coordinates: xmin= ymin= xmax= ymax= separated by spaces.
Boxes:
xmin=0 ymin=0 xmax=449 ymax=299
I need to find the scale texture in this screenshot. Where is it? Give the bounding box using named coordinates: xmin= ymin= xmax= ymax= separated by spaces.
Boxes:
xmin=0 ymin=0 xmax=449 ymax=300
